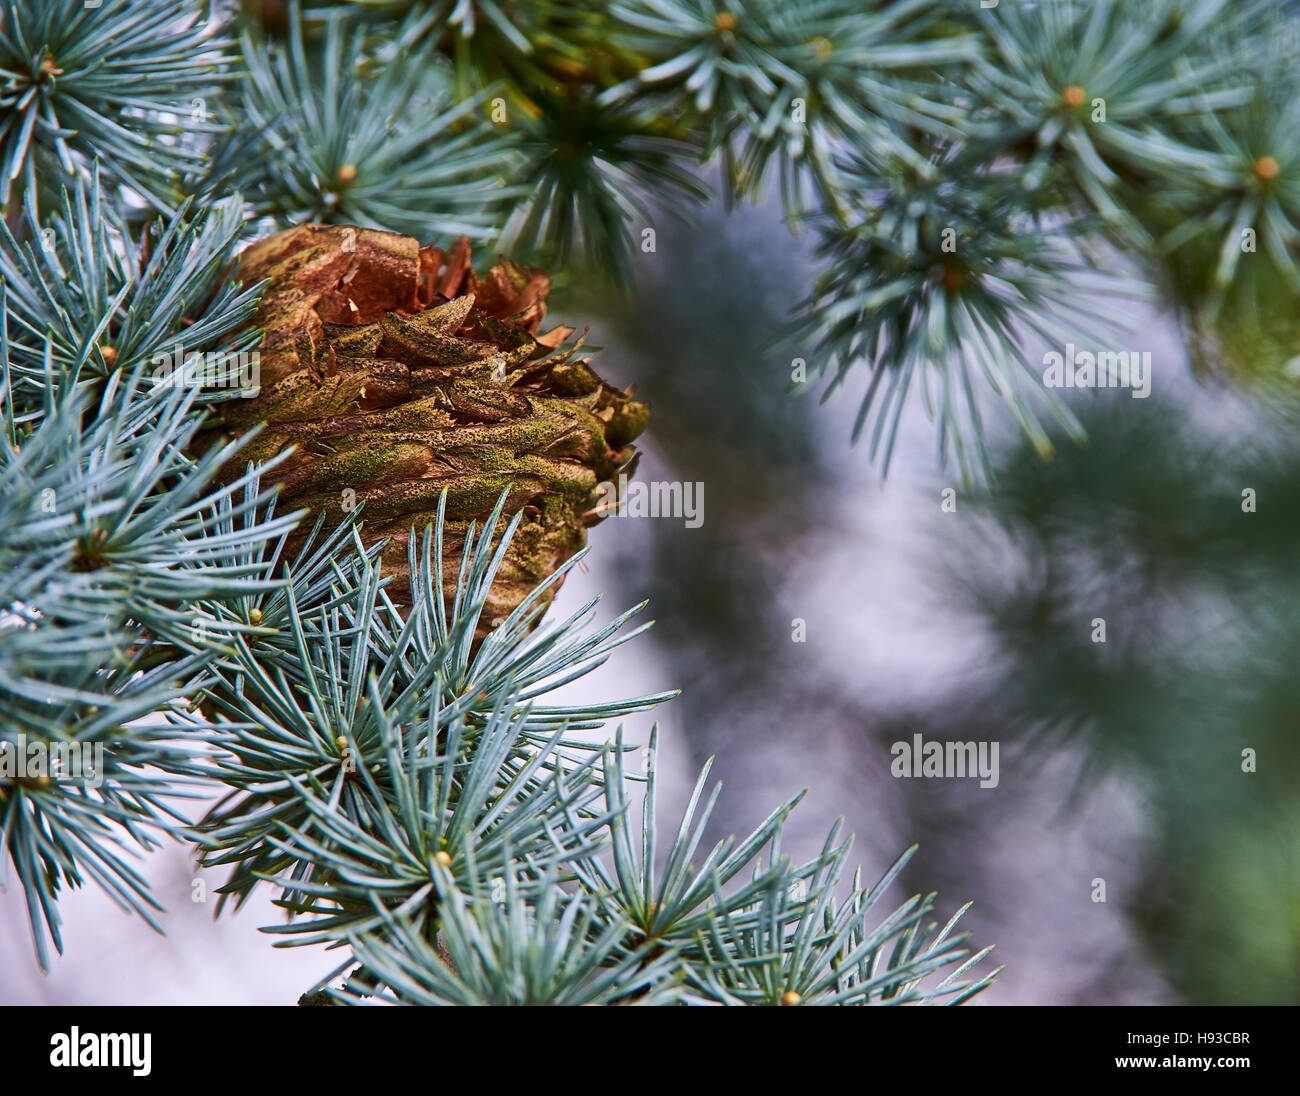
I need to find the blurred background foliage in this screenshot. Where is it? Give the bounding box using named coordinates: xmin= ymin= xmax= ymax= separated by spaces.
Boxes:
xmin=938 ymin=394 xmax=1300 ymax=1004
xmin=577 ymin=195 xmax=1300 ymax=1004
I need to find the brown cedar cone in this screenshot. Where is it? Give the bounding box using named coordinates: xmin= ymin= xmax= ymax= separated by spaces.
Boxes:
xmin=198 ymin=224 xmax=647 ymax=637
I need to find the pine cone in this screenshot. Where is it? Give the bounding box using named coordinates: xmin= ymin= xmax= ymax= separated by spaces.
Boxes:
xmin=200 ymin=224 xmax=647 ymax=635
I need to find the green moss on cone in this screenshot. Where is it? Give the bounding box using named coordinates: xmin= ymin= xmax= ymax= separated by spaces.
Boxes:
xmin=200 ymin=224 xmax=647 ymax=633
